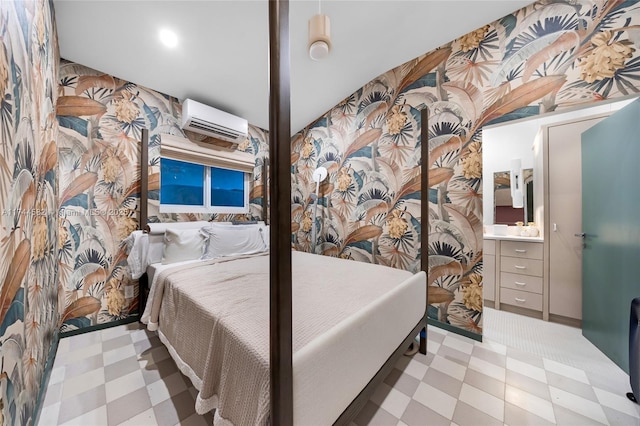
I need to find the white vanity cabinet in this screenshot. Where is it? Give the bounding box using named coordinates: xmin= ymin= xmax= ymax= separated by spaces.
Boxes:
xmin=483 ymin=240 xmax=496 ymax=307
xmin=483 ymin=236 xmax=544 ymax=319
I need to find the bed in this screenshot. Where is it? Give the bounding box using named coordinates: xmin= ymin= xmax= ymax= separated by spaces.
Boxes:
xmin=128 ymin=222 xmax=427 ymax=425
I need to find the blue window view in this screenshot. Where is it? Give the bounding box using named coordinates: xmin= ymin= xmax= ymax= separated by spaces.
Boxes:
xmin=211 ymin=167 xmax=245 ymax=207
xmin=160 ymin=158 xmax=204 ymax=205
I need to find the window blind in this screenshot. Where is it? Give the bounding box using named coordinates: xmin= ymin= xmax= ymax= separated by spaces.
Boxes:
xmin=160 ymin=133 xmax=255 ymax=173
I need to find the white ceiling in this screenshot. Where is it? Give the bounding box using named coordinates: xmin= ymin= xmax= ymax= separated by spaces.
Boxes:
xmin=53 ymin=0 xmax=531 ymax=134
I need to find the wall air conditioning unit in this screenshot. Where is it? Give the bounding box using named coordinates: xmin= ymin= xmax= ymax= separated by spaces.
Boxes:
xmin=181 ymin=99 xmax=248 ymax=144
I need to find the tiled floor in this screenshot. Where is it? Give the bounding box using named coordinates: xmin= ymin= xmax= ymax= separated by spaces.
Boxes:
xmin=39 ymin=308 xmax=640 ymax=425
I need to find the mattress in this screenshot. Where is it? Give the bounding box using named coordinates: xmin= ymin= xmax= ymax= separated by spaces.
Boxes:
xmin=141 ymin=251 xmax=426 ymax=425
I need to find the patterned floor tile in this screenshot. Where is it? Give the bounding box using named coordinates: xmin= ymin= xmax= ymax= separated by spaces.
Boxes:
xmin=552 ymin=404 xmax=608 ymax=426
xmin=146 ymin=371 xmax=189 ymax=407
xmin=430 ymin=355 xmax=466 ymax=381
xmin=505 ymin=369 xmax=551 ymax=401
xmin=370 ymin=383 xmax=411 ymax=418
xmin=463 ymin=368 xmax=504 ymax=400
xmin=602 ymin=404 xmax=640 ymax=426
xmin=67 ymin=330 xmax=101 ymax=352
xmin=353 ymin=401 xmax=397 ymax=426
xmin=549 ymin=386 xmax=608 ymax=424
xmin=506 ymin=356 xmax=547 ymax=383
xmin=61 ymin=368 xmax=106 ymax=400
xmin=57 ymin=384 xmax=106 ymax=424
xmin=505 ymin=346 xmax=546 ymax=368
xmin=468 ymin=356 xmax=506 ymax=382
xmin=546 ymin=370 xmax=598 ymax=402
xmin=64 ymin=353 xmax=103 ymax=380
xmin=504 ymin=384 xmax=555 ymax=423
xmin=543 ymin=358 xmax=590 ymax=384
xmin=106 ymin=386 xmax=152 ymax=425
xmin=504 ymin=402 xmax=556 ymax=426
xmin=383 ymin=368 xmax=421 ymax=398
xmin=102 ymin=334 xmax=133 ymax=353
xmin=470 ymin=345 xmax=506 ymax=368
xmin=40 ymin=310 xmax=640 ymax=426
xmin=105 ymin=369 xmax=146 ymax=403
xmin=412 ymin=382 xmax=457 ymax=420
xmin=401 ymin=400 xmax=450 ymax=426
xmin=442 ymin=335 xmax=474 ymax=355
xmin=423 ymin=367 xmax=463 ymax=399
xmin=458 ymin=383 xmax=504 ymax=422
xmin=452 ymin=401 xmax=502 ymax=426
xmin=593 ymin=386 xmax=640 ymax=418
xmin=402 ymin=358 xmax=428 ymax=381
xmin=152 ymin=389 xmax=199 ymax=426
xmin=38 ymin=401 xmax=61 ymax=426
xmin=103 ymin=344 xmax=137 ymax=367
xmin=437 ymin=344 xmax=472 ymax=367
xmin=104 ymin=355 xmax=141 ymax=382
xmin=118 ymin=408 xmax=157 ymax=426
xmin=59 ymin=405 xmax=107 ymax=426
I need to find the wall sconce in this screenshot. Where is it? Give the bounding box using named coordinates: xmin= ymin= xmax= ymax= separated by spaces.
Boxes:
xmin=510 ymin=158 xmax=524 ymax=208
xmin=308 ymin=1 xmax=331 ymax=61
xmin=310 ymin=166 xmax=328 ymax=252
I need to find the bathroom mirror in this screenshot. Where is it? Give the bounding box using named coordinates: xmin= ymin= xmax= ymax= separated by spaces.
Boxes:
xmin=493 ymin=168 xmax=533 ymax=225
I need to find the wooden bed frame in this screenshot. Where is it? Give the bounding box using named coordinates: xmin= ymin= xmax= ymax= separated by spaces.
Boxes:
xmin=137 ymin=2 xmax=429 ymax=424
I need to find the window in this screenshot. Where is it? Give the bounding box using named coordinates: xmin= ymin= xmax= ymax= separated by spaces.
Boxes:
xmin=160 ymin=157 xmax=250 ymax=213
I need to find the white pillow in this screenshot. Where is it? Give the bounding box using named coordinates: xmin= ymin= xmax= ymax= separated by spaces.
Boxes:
xmin=200 ymin=225 xmax=267 ymax=259
xmin=261 ymin=225 xmax=270 ymax=248
xmin=147 ymin=234 xmax=165 ymax=265
xmin=161 ymin=228 xmax=207 ymax=264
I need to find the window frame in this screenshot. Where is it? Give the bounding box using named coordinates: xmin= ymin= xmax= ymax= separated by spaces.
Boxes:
xmin=159 ymin=157 xmax=251 ymax=214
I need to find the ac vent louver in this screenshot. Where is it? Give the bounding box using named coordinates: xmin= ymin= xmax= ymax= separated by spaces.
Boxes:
xmin=181 ymin=99 xmax=248 ymax=144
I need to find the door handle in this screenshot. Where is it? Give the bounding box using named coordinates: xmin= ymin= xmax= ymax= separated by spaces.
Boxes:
xmin=514 ymin=265 xmax=526 ymax=270
xmin=574 ymin=232 xmax=586 ymax=238
xmin=515 ymin=298 xmax=526 ymax=303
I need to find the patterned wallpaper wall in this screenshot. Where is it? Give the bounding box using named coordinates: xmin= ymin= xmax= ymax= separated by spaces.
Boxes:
xmin=291 ymin=0 xmax=640 ymax=336
xmin=0 ymin=0 xmax=60 ymax=424
xmin=57 ymin=61 xmax=268 ymax=333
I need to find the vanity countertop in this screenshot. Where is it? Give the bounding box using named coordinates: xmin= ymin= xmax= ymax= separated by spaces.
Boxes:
xmin=483 ymin=234 xmax=543 ymax=242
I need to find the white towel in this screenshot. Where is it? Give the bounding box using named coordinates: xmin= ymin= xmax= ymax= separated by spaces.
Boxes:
xmin=125 ymin=230 xmax=149 ymax=279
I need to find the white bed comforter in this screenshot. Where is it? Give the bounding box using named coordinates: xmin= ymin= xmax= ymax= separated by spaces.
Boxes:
xmin=141 ymin=251 xmax=426 ymax=425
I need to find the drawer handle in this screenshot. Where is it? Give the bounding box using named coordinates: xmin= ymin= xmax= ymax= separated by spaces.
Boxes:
xmin=515 ymin=249 xmax=527 ymax=253
xmin=514 ymin=281 xmax=526 ymax=286
xmin=515 ymin=297 xmax=526 ymax=303
xmin=514 ymin=265 xmax=526 ymax=270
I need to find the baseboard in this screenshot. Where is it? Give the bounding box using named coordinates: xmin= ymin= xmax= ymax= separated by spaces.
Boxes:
xmin=500 ymin=304 xmax=543 ymax=319
xmin=32 ymin=330 xmax=60 ymax=426
xmin=60 ymin=315 xmax=140 ymax=338
xmin=484 ymin=300 xmax=496 ymax=309
xmin=549 ymin=313 xmax=582 ymax=328
xmin=427 ymin=318 xmax=482 ymax=342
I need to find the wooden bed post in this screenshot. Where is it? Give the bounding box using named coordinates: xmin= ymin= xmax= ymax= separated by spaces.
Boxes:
xmin=268 ymin=1 xmax=293 ymax=425
xmin=420 ymin=107 xmax=429 ymax=355
xmin=140 ymin=128 xmax=149 ymax=231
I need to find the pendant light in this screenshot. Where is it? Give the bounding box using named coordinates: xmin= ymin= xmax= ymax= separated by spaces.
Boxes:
xmin=308 ymin=0 xmax=331 ymax=61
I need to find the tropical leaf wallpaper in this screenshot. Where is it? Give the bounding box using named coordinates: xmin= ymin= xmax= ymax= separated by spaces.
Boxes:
xmin=57 ymin=62 xmax=268 ymax=333
xmin=291 ymin=0 xmax=640 ymax=336
xmin=0 ymin=0 xmax=59 ymax=424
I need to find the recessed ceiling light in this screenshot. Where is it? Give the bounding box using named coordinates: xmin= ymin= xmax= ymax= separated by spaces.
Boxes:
xmin=159 ymin=29 xmax=178 ymax=48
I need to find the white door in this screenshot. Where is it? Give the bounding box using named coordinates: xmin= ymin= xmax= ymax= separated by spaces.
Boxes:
xmin=545 ymin=115 xmax=607 ymax=322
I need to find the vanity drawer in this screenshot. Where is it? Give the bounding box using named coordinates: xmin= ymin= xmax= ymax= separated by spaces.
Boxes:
xmin=500 ymin=288 xmax=543 ymax=311
xmin=500 ymin=272 xmax=543 ymax=294
xmin=484 ymin=239 xmax=496 ymax=255
xmin=500 ymin=241 xmax=543 ymax=260
xmin=500 ymin=256 xmax=543 ymax=277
